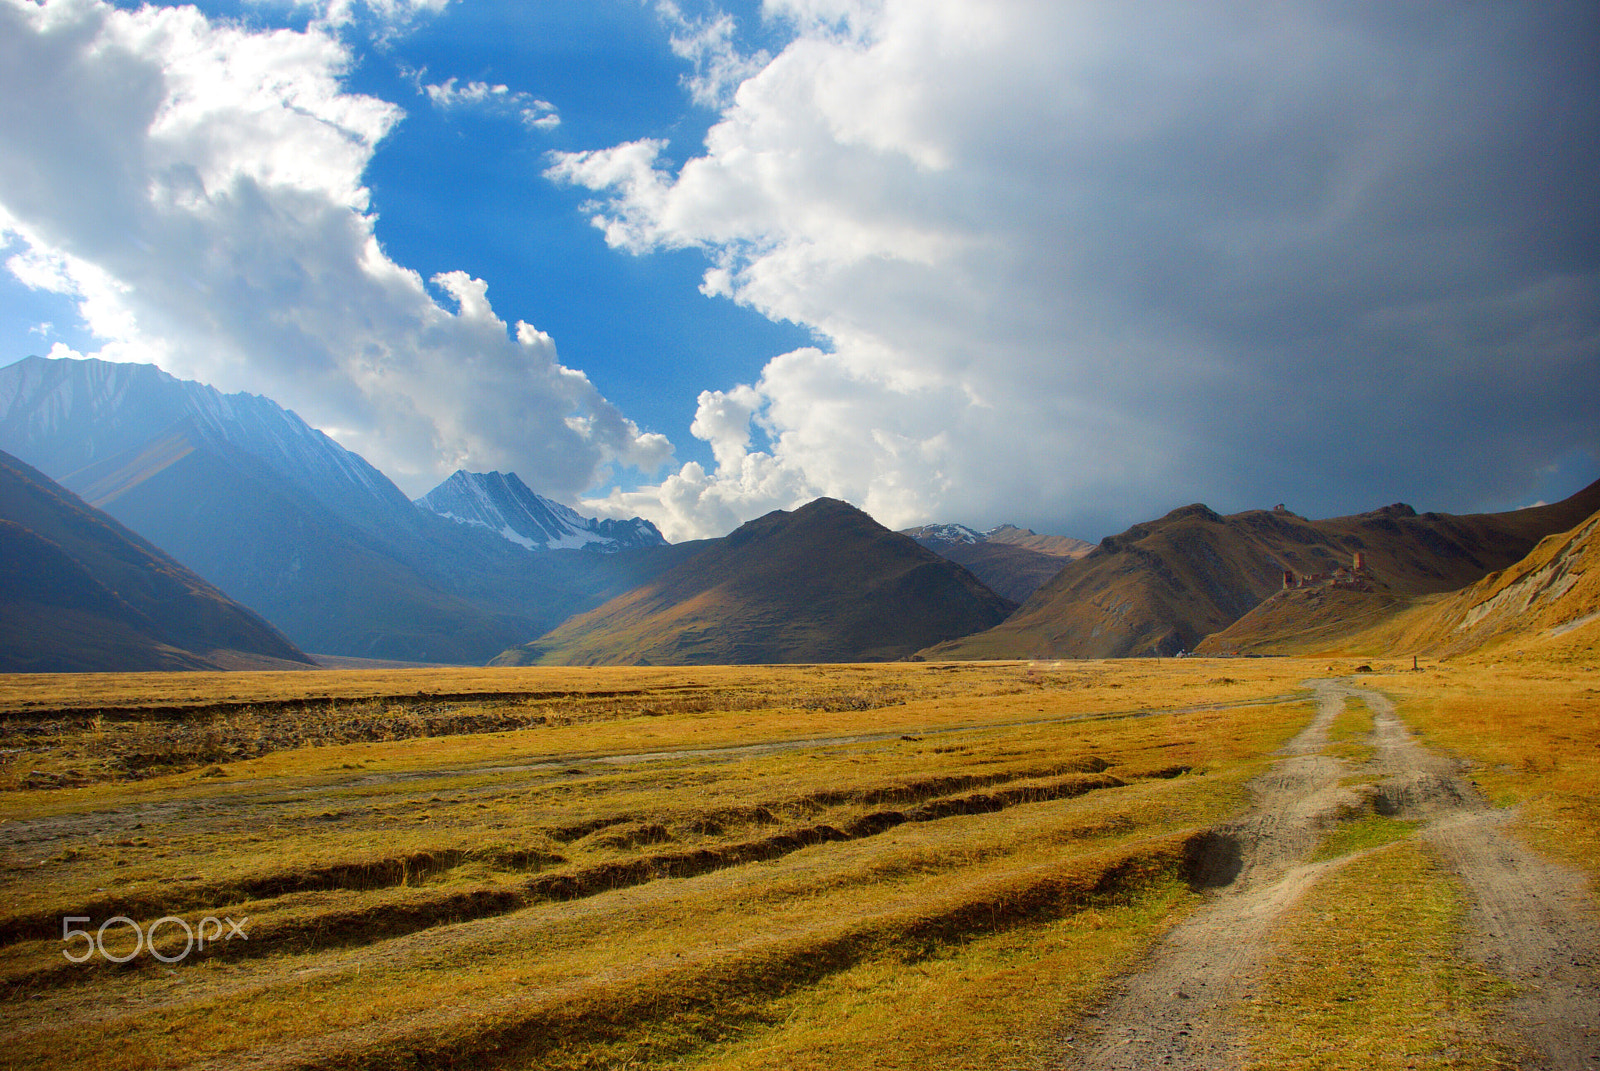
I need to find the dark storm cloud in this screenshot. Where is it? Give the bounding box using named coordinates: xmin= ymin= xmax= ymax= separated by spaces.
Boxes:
xmin=564 ymin=0 xmax=1600 ymax=537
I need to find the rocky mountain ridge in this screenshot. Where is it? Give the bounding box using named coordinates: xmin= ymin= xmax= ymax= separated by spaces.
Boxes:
xmin=923 ymin=482 xmax=1600 ymax=660
xmin=416 ymin=470 xmax=665 ymax=553
xmin=498 ymin=498 xmax=1014 ymax=666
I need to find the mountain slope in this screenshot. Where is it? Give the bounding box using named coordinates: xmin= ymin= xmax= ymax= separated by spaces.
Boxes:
xmin=0 ymin=354 xmax=410 ymax=534
xmin=416 ymin=470 xmax=666 ymax=552
xmin=0 ymin=356 xmax=684 ymax=663
xmin=901 ymin=523 xmax=1093 ymax=602
xmin=973 ymin=525 xmax=1094 ymax=558
xmin=58 ymin=422 xmax=685 ymax=663
xmin=497 ymin=498 xmax=1015 ymax=666
xmin=60 ymin=422 xmax=534 ymax=663
xmin=0 ymin=450 xmax=311 ymax=671
xmin=901 ymin=522 xmax=1093 ymax=559
xmin=1386 ymin=507 xmax=1600 ymax=658
xmin=1206 ymin=506 xmax=1600 ymax=659
xmin=925 ymin=480 xmax=1600 ymax=660
xmin=915 ymin=541 xmax=1071 ymax=603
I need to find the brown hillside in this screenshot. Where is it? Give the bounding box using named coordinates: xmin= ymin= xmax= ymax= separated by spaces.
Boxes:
xmin=495 ymin=498 xmax=1014 ymax=666
xmin=0 ymin=449 xmax=312 ymax=672
xmin=1203 ymin=505 xmax=1600 ymax=659
xmin=1359 ymin=507 xmax=1598 ymax=659
xmin=924 ymin=479 xmax=1600 ymax=660
xmin=1192 ymin=582 xmax=1409 ymax=658
xmin=924 ymin=540 xmax=1072 ymax=603
xmin=982 ymin=525 xmax=1095 ymax=558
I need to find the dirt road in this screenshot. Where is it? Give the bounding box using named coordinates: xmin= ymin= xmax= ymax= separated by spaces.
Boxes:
xmin=1065 ymin=679 xmax=1599 ymax=1070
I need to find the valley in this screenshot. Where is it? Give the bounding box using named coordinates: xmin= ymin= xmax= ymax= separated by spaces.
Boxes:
xmin=2 ymin=354 xmax=1597 ymax=1069
xmin=4 ymin=4 xmax=1596 ymax=1066
xmin=2 ymin=657 xmax=1595 ymax=1070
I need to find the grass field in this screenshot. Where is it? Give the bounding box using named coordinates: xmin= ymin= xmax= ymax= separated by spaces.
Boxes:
xmin=0 ymin=657 xmax=1593 ymax=1069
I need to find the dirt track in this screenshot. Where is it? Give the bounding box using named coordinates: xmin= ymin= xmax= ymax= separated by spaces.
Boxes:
xmin=1065 ymin=679 xmax=1600 ymax=1070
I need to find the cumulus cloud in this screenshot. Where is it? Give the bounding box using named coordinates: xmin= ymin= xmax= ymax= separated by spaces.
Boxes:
xmin=407 ymin=70 xmax=560 ymax=130
xmin=564 ymin=0 xmax=1600 ymax=540
xmin=0 ymin=0 xmax=666 ymax=498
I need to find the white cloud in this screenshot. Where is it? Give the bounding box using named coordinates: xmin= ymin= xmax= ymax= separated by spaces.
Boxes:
xmin=567 ymin=0 xmax=1600 ymax=539
xmin=0 ymin=0 xmax=665 ymax=499
xmin=408 ymin=71 xmax=560 ymax=130
xmin=655 ymin=2 xmax=769 ymax=109
xmin=274 ymin=0 xmax=452 ymax=36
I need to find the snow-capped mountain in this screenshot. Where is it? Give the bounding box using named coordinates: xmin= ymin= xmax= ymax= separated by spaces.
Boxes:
xmin=897 ymin=521 xmax=1094 ymax=603
xmin=416 ymin=470 xmax=667 ymax=553
xmin=0 ymin=355 xmax=413 ymax=527
xmin=899 ymin=522 xmax=985 ymax=549
xmin=901 ymin=521 xmax=1094 ymax=558
xmin=0 ymin=355 xmax=685 ymax=662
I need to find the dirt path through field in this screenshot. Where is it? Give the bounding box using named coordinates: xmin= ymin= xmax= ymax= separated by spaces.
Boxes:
xmin=1064 ymin=678 xmax=1600 ymax=1070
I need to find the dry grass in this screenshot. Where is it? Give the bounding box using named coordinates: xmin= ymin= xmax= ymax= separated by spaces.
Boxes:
xmin=0 ymin=659 xmax=1311 ymax=1070
xmin=1244 ymin=838 xmax=1517 ymax=1070
xmin=1370 ymin=660 xmax=1600 ymax=885
xmin=1323 ymin=690 xmax=1378 ymax=764
xmin=0 ymin=660 xmax=1294 ymax=790
xmin=1 ymin=655 xmax=1591 ymax=1069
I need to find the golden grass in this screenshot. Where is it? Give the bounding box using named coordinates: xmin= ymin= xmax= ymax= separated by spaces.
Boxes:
xmin=1243 ymin=839 xmax=1517 ymax=1070
xmin=0 ymin=659 xmax=1298 ymax=790
xmin=1372 ymin=661 xmax=1600 ymax=884
xmin=2 ymin=655 xmax=1592 ymax=1069
xmin=0 ymin=660 xmax=1311 ymax=1070
xmin=667 ymin=880 xmax=1196 ymax=1071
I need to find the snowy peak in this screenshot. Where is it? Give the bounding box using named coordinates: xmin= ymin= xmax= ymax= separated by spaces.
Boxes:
xmin=0 ymin=355 xmax=412 ymax=524
xmin=416 ymin=470 xmax=667 ymax=553
xmin=901 ymin=520 xmax=1093 ymax=559
xmin=899 ymin=523 xmax=985 ymax=549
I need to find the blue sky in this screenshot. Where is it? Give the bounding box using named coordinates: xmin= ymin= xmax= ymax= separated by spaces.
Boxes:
xmin=2 ymin=0 xmax=1596 ymax=541
xmin=3 ymin=0 xmax=813 ymax=493
xmin=338 ymin=0 xmax=813 ymax=471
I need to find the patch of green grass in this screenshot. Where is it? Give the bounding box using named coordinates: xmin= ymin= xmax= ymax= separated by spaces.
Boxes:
xmin=1313 ymin=813 xmax=1421 ymax=862
xmin=1244 ymin=839 xmax=1518 ymax=1071
xmin=1324 ymin=695 xmax=1377 ymax=763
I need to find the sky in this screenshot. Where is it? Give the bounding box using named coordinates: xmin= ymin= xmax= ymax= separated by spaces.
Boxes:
xmin=1 ymin=0 xmax=1596 ymax=543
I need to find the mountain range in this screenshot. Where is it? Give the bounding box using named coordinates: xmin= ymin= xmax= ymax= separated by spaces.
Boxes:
xmin=0 ymin=449 xmax=311 ymax=672
xmin=5 ymin=354 xmax=1595 ymax=672
xmin=0 ymin=356 xmax=679 ymax=663
xmin=416 ymin=470 xmax=665 ymax=552
xmin=497 ymin=498 xmax=1014 ymax=666
xmin=1196 ymin=502 xmax=1600 ymax=659
xmin=901 ymin=523 xmax=1094 ymax=602
xmin=923 ymin=483 xmax=1600 ymax=660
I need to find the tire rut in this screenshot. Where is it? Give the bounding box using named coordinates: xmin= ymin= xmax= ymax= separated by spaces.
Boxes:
xmin=1062 ymin=679 xmax=1600 ymax=1071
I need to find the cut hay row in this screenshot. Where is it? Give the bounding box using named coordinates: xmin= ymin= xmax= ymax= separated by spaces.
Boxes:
xmin=197 ymin=833 xmax=1208 ymax=1071
xmin=4 ymin=770 xmax=1138 ymax=988
xmin=0 ymin=758 xmax=1119 ymax=948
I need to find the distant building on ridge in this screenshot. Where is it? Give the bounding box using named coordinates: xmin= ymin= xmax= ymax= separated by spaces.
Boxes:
xmin=1281 ymin=550 xmax=1371 ymax=591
